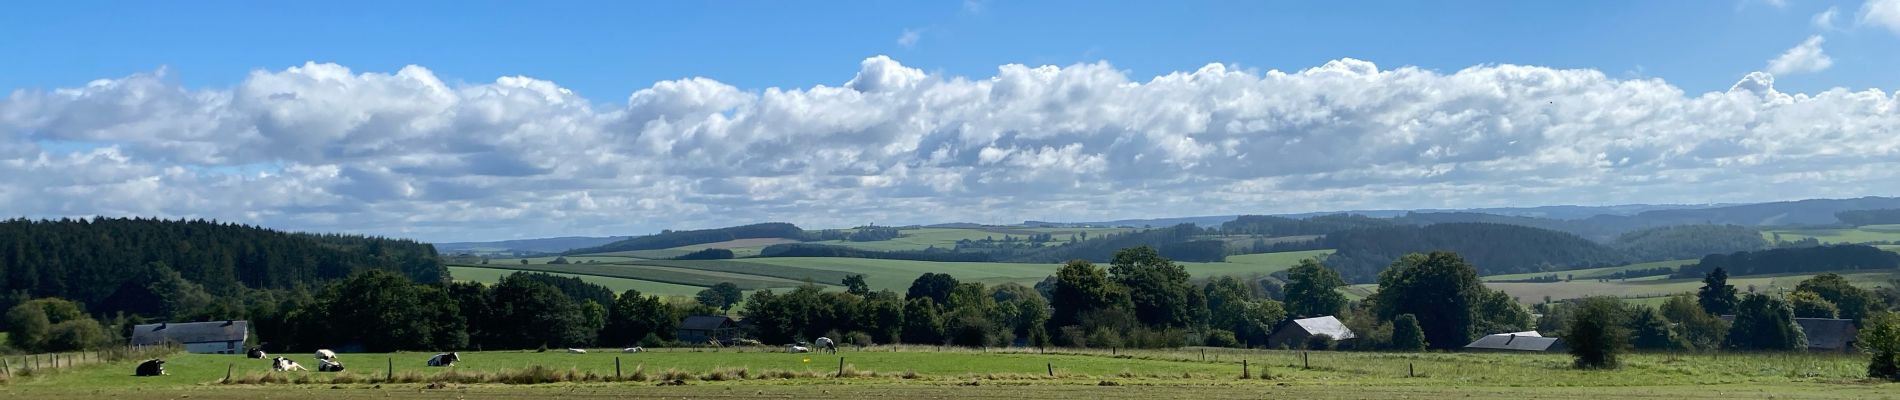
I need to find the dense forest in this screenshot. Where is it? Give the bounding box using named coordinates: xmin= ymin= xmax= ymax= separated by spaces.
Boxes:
xmin=1837 ymin=209 xmax=1900 ymax=226
xmin=1611 ymin=225 xmax=1770 ymax=262
xmin=565 ymin=223 xmax=805 ymax=255
xmin=1673 ymin=244 xmax=1900 ymax=278
xmin=1323 ymin=223 xmax=1629 ymax=283
xmin=1004 ymin=224 xmax=1226 ymax=263
xmin=1219 ymin=214 xmax=1393 ymax=236
xmin=0 ymin=218 xmax=442 ymax=316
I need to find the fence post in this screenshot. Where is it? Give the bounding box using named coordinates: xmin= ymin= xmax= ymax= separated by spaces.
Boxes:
xmin=1242 ymin=359 xmax=1250 ymax=379
xmin=224 ymin=363 xmax=233 ymax=383
xmin=1302 ymin=351 xmax=1309 ymax=369
xmin=1201 ymin=349 xmax=1205 ymax=361
xmin=3 ymin=357 xmax=10 ymax=377
xmin=1408 ymin=362 xmax=1415 ymax=378
xmin=386 ymin=357 xmax=393 ymax=381
xmin=615 ymin=357 xmax=622 ymax=380
xmin=1047 ymin=363 xmax=1053 ymax=377
xmin=836 ymin=357 xmax=845 ymax=378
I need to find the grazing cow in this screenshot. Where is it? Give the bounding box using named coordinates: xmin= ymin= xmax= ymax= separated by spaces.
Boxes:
xmin=622 ymin=347 xmax=644 ymax=353
xmin=314 ymin=349 xmax=337 ymax=361
xmin=317 ymin=359 xmax=346 ymax=372
xmin=135 ymin=359 xmax=166 ymax=376
xmin=814 ymin=337 xmax=837 ymax=354
xmin=788 ymin=345 xmax=811 ymax=353
xmin=567 ymin=348 xmax=587 ymax=354
xmin=246 ymin=348 xmax=267 ymax=359
xmin=427 ymin=352 xmax=460 ymax=367
xmin=271 ymin=357 xmax=308 ymax=372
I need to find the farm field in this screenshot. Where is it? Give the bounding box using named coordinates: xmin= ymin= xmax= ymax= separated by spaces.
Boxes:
xmin=449 ymin=266 xmax=716 ymax=296
xmin=4 ymin=347 xmax=1892 ymax=399
xmin=805 ymin=227 xmax=1133 ymax=252
xmin=1482 ymin=259 xmax=1698 ymax=282
xmin=1483 ymin=270 xmax=1897 ymax=304
xmin=1765 ymin=224 xmax=1900 ymax=244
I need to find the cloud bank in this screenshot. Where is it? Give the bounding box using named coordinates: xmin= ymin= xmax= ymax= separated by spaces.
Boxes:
xmin=3 ymin=57 xmax=1897 ymax=241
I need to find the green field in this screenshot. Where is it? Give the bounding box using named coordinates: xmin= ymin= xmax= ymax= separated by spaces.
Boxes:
xmin=1482 ymin=259 xmax=1698 ymax=282
xmin=1765 ymin=224 xmax=1900 ymax=244
xmin=806 ymin=227 xmax=1133 ymax=252
xmin=449 ymin=266 xmax=707 ymax=295
xmin=4 ymin=347 xmax=1892 ymax=399
xmin=1483 ymin=270 xmax=1897 ymax=304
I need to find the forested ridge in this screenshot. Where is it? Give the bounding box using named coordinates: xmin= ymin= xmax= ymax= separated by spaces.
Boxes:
xmin=0 ymin=217 xmax=442 ymax=315
xmin=565 ymin=223 xmax=805 ymax=255
xmin=1673 ymin=244 xmax=1900 ymax=278
xmin=1323 ymin=223 xmax=1629 ymax=283
xmin=1611 ymin=225 xmax=1769 ymax=262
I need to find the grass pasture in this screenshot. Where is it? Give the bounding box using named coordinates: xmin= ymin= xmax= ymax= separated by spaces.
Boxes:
xmin=1482 ymin=259 xmax=1698 ymax=282
xmin=4 ymin=347 xmax=1893 ymax=399
xmin=1483 ymin=270 xmax=1897 ymax=304
xmin=448 ymin=266 xmax=707 ymax=295
xmin=1765 ymin=224 xmax=1900 ymax=244
xmin=807 ymin=227 xmax=1133 ymax=252
xmin=450 ymin=263 xmax=810 ymax=291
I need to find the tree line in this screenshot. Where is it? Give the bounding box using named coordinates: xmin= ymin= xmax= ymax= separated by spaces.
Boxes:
xmin=1672 ymin=244 xmax=1900 ymax=278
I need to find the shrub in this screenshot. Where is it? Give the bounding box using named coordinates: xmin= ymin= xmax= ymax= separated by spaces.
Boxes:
xmin=639 ymin=333 xmax=665 ymax=348
xmin=1390 ymin=314 xmax=1426 ymax=351
xmin=1302 ymin=335 xmax=1335 ymax=350
xmin=1862 ymin=311 xmax=1900 ymax=381
xmin=1086 ymin=328 xmax=1123 ymax=349
xmin=1725 ymin=293 xmax=1807 ymax=351
xmin=1788 ymin=291 xmax=1840 ymax=319
xmin=1564 ymin=297 xmax=1629 ymax=369
xmin=845 ymin=331 xmax=875 ymax=347
xmin=1057 ymin=326 xmax=1088 ymax=347
xmin=1204 ymin=329 xmax=1240 ymax=348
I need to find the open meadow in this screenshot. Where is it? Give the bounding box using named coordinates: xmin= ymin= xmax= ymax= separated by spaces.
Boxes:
xmin=2 ymin=347 xmax=1894 ymax=399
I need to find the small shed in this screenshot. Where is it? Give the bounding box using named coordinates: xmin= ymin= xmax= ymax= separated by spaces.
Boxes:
xmin=1794 ymin=318 xmax=1859 ymax=352
xmin=1464 ymin=332 xmax=1566 ymax=352
xmin=675 ymin=315 xmax=741 ymax=344
xmin=129 ymin=321 xmax=249 ymax=354
xmin=1265 ymin=316 xmax=1356 ymax=348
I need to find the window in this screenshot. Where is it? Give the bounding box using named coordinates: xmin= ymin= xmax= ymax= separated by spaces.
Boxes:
xmin=227 ymin=341 xmax=235 ymax=349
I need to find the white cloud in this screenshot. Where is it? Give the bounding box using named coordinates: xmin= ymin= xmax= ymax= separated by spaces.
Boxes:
xmin=897 ymin=29 xmax=922 ymax=48
xmin=1765 ymin=35 xmax=1833 ymax=75
xmin=4 ymin=56 xmax=1900 ymax=241
xmin=1866 ymin=0 xmax=1900 ymax=35
xmin=1813 ymin=6 xmax=1839 ymax=30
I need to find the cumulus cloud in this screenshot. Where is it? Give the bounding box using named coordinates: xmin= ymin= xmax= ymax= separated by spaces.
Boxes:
xmin=1813 ymin=6 xmax=1839 ymax=30
xmin=3 ymin=57 xmax=1899 ymax=241
xmin=1765 ymin=35 xmax=1833 ymax=75
xmin=1866 ymin=0 xmax=1900 ymax=35
xmin=897 ymin=29 xmax=922 ymax=48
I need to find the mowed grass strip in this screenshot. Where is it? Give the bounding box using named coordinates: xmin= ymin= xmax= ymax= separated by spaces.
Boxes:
xmin=450 ymin=263 xmax=806 ymax=290
xmin=626 ymin=260 xmax=859 ymax=286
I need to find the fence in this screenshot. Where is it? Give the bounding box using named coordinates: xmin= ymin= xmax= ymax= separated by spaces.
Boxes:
xmin=0 ymin=343 xmax=181 ymax=381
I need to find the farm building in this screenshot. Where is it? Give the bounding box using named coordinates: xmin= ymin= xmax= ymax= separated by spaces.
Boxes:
xmin=1464 ymin=332 xmax=1566 ymax=352
xmin=1266 ymin=316 xmax=1356 ymax=348
xmin=1717 ymin=316 xmax=1860 ymax=352
xmin=129 ymin=320 xmax=249 ymax=354
xmin=676 ymin=315 xmax=742 ymax=344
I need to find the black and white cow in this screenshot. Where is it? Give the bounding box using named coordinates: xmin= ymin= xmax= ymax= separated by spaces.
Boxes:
xmin=135 ymin=359 xmax=166 ymax=376
xmin=814 ymin=337 xmax=837 ymax=354
xmin=317 ymin=359 xmax=346 ymax=372
xmin=246 ymin=348 xmax=267 ymax=359
xmin=314 ymin=349 xmax=337 ymax=361
xmin=427 ymin=352 xmax=460 ymax=367
xmin=271 ymin=357 xmax=307 ymax=372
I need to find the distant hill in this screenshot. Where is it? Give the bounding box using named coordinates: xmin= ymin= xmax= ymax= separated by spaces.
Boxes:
xmin=1022 ymin=215 xmax=1240 ymax=228
xmin=1323 ymin=223 xmax=1630 ymax=283
xmin=566 ymin=223 xmax=806 ymax=255
xmin=436 ymin=236 xmax=631 ymax=254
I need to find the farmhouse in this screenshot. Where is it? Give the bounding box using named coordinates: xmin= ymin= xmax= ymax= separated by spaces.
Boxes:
xmin=676 ymin=315 xmax=741 ymax=344
xmin=1265 ymin=316 xmax=1356 ymax=348
xmin=1464 ymin=331 xmax=1566 ymax=352
xmin=1717 ymin=315 xmax=1860 ymax=352
xmin=129 ymin=320 xmax=249 ymax=354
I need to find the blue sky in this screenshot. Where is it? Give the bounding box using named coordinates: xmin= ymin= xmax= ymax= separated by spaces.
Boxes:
xmin=2 ymin=1 xmax=1898 ymax=242
xmin=4 ymin=1 xmax=1891 ymax=97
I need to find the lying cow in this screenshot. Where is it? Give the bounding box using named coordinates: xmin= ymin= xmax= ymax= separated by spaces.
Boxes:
xmin=427 ymin=352 xmax=460 ymax=367
xmin=314 ymin=349 xmax=337 ymax=361
xmin=815 ymin=337 xmax=837 ymax=354
xmin=246 ymin=348 xmax=268 ymax=359
xmin=135 ymin=359 xmax=166 ymax=376
xmin=788 ymin=345 xmax=811 ymax=353
xmin=317 ymin=359 xmax=346 ymax=372
xmin=271 ymin=357 xmax=307 ymax=372
xmin=622 ymin=347 xmax=644 ymax=353
xmin=567 ymin=348 xmax=587 ymax=354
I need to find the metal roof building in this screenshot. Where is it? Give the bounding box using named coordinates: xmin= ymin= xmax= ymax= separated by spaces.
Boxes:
xmin=1266 ymin=316 xmax=1357 ymax=349
xmin=129 ymin=321 xmax=249 ymax=354
xmin=1464 ymin=332 xmax=1566 ymax=352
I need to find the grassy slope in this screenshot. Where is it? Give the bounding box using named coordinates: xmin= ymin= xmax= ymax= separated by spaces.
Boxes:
xmin=448 ymin=266 xmax=706 ymax=295
xmin=1483 ymin=270 xmax=1896 ymax=304
xmin=808 ymin=227 xmax=1133 ymax=252
xmin=1763 ymin=224 xmax=1900 ymax=244
xmin=6 ymin=348 xmax=1891 ymax=399
xmin=1481 ymin=259 xmax=1698 ymax=282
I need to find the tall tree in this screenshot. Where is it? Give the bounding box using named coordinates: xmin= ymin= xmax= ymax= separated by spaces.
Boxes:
xmin=906 ymin=273 xmax=961 ymax=304
xmin=901 ymin=297 xmax=944 ymax=344
xmin=1108 ymin=246 xmax=1194 ymax=328
xmin=1284 ymin=259 xmax=1347 ymax=318
xmin=1050 ymin=260 xmax=1123 ymax=330
xmin=696 ymin=282 xmax=744 ymax=312
xmin=1698 ymin=267 xmax=1739 ymax=316
xmin=1660 ymin=294 xmax=1728 ymax=350
xmin=1371 ymin=252 xmax=1491 ymax=350
xmin=1390 ymin=314 xmax=1427 ymax=351
xmin=1627 ymin=306 xmax=1685 ymax=350
xmin=1862 ymin=311 xmax=1900 ymax=381
xmin=1796 ymin=273 xmax=1885 ymax=323
xmin=1788 ymin=291 xmax=1841 ymax=319
xmin=842 ymin=275 xmax=871 ymax=296
xmin=1724 ymin=293 xmax=1806 ymax=351
xmin=1564 ymin=297 xmax=1630 ymax=369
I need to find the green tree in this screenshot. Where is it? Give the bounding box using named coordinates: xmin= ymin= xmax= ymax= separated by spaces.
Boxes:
xmin=5 ymin=302 xmax=52 ymax=350
xmin=303 ymin=270 xmax=464 ymax=352
xmin=488 ymin=274 xmax=593 ymax=348
xmin=1284 ymin=259 xmax=1347 ymax=318
xmin=906 ymin=273 xmax=961 ymax=304
xmin=1861 ymin=311 xmax=1900 ymax=381
xmin=1474 ymin=290 xmax=1533 ymax=334
xmin=900 ymin=297 xmax=944 ymax=344
xmin=1109 ymin=246 xmax=1194 ymax=328
xmin=1788 ymin=290 xmax=1841 ymax=319
xmin=1698 ymin=267 xmax=1738 ymax=316
xmin=1564 ymin=297 xmax=1630 ymax=369
xmin=1390 ymin=314 xmax=1427 ymax=351
xmin=843 ymin=275 xmax=871 ymax=296
xmin=1204 ymin=277 xmax=1255 ymax=336
xmin=1796 ymin=273 xmax=1885 ymax=323
xmin=1371 ymin=252 xmax=1490 ymax=350
xmin=1660 ymin=293 xmax=1728 ymax=350
xmin=696 ymin=282 xmax=744 ymax=312
xmin=605 ymin=289 xmax=675 ymax=345
xmin=42 ymin=317 xmax=108 ymax=352
xmin=1724 ymin=293 xmax=1807 ymax=351
xmin=1627 ymin=306 xmax=1685 ymax=350
xmin=1050 ymin=259 xmax=1123 ymax=331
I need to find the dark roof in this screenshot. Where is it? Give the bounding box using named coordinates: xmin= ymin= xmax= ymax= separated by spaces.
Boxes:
xmin=679 ymin=315 xmax=736 ymax=331
xmin=1464 ymin=333 xmax=1565 ymax=351
xmin=1285 ymin=316 xmax=1356 ymax=340
xmin=1795 ymin=318 xmax=1858 ymax=350
xmin=129 ymin=321 xmax=248 ymax=345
